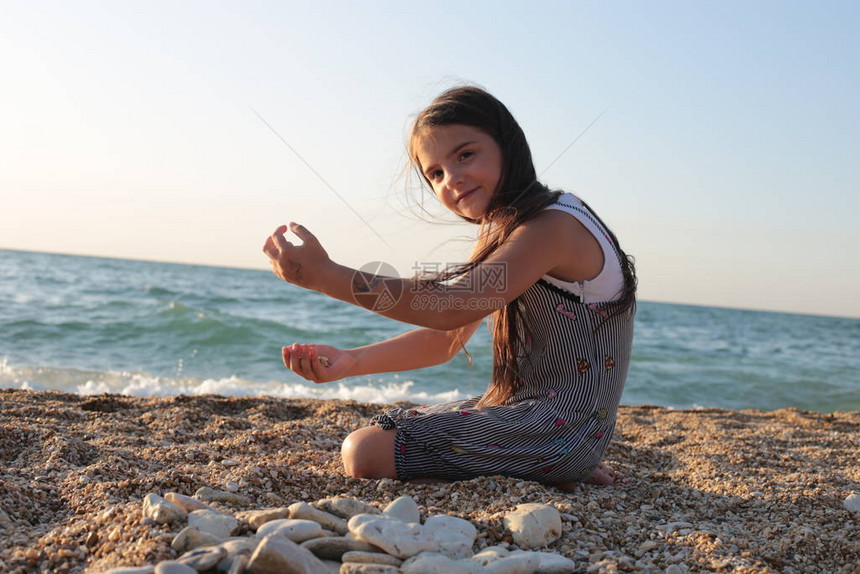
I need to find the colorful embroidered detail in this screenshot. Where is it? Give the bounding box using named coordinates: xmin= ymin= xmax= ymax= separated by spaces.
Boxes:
xmin=546 ymin=388 xmax=557 ymax=399
xmin=554 ymin=418 xmax=566 ymax=427
xmin=488 ymin=444 xmax=501 ymax=449
xmin=408 ymin=409 xmax=419 ymax=415
xmin=451 ymin=446 xmax=464 ymax=454
xmin=561 ymin=448 xmax=570 ymax=455
xmin=512 ymin=420 xmax=522 ymax=425
xmin=576 ymin=358 xmax=591 ymax=374
xmin=555 ymin=303 xmax=577 ymax=321
xmin=588 ymin=303 xmax=610 ymax=319
xmin=459 ymin=410 xmax=473 ymax=416
xmin=594 ymin=431 xmax=605 ymax=439
xmin=541 ymin=465 xmax=554 ymax=474
xmin=592 ymin=407 xmax=608 ymax=420
xmin=517 ymin=377 xmax=525 ymax=387
xmin=553 ymin=438 xmax=565 ymax=446
xmin=399 ymin=444 xmax=407 ymax=455
xmin=604 ymin=356 xmax=616 ymax=371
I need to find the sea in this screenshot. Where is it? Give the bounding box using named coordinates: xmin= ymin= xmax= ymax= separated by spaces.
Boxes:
xmin=1 ymin=249 xmax=858 ymax=413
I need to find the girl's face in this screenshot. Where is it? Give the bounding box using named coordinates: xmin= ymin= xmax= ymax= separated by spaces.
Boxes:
xmin=414 ymin=124 xmax=503 ymax=221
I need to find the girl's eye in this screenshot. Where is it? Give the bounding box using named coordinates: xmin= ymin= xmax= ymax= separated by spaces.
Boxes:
xmin=430 ymin=169 xmax=443 ymax=180
xmin=459 ymin=151 xmax=474 ymax=161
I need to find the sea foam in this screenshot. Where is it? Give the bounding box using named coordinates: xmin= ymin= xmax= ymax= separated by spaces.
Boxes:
xmin=1 ymin=360 xmax=469 ymax=405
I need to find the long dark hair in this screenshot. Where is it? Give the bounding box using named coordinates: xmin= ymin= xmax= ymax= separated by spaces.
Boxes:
xmin=409 ymin=86 xmax=636 ymax=407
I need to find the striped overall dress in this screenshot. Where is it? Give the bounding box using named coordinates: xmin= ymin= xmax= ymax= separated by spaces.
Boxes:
xmin=371 ymin=194 xmax=634 ymax=483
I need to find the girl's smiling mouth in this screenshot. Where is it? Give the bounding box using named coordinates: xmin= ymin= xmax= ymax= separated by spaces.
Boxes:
xmin=456 ymin=187 xmax=479 ymax=203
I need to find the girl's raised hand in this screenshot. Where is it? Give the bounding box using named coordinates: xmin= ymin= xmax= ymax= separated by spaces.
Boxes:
xmin=263 ymin=222 xmax=330 ymax=291
xmin=282 ymin=343 xmax=356 ymax=384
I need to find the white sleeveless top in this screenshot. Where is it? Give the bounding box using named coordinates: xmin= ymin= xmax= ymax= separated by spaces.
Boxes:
xmin=540 ymin=193 xmax=625 ymax=304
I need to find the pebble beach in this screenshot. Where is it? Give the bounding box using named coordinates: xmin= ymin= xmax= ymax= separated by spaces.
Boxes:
xmin=1 ymin=389 xmax=858 ymax=573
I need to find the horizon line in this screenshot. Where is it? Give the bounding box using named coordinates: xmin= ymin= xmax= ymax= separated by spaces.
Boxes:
xmin=3 ymin=245 xmax=857 ymax=321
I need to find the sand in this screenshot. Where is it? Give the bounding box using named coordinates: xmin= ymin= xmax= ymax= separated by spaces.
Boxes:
xmin=0 ymin=389 xmax=857 ymax=573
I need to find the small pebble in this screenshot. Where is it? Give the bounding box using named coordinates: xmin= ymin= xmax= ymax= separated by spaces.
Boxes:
xmin=236 ymin=507 xmax=290 ymax=531
xmin=341 ymin=551 xmax=403 ymax=566
xmin=289 ymin=502 xmax=348 ymax=535
xmin=175 ymin=546 xmax=227 ymax=570
xmin=195 ymin=486 xmax=251 ymax=506
xmin=153 ymin=561 xmax=197 ymax=574
xmin=382 ymin=496 xmax=421 ymax=524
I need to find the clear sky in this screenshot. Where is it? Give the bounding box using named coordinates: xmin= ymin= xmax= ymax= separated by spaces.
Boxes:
xmin=2 ymin=1 xmax=858 ymax=318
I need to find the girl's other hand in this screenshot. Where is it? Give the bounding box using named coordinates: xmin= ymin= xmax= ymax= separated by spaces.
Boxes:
xmin=282 ymin=343 xmax=356 ymax=384
xmin=263 ymin=222 xmax=330 ymax=291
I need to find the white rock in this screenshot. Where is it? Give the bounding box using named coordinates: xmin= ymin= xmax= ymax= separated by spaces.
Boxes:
xmin=502 ymin=504 xmax=561 ymax=548
xmin=656 ymin=521 xmax=694 ymax=532
xmin=219 ymin=537 xmax=260 ymax=556
xmin=164 ymin=492 xmax=217 ymax=513
xmin=171 ymin=526 xmax=223 ymax=553
xmin=290 ymin=502 xmax=349 ymax=535
xmin=341 ymin=551 xmax=403 ymax=566
xmin=257 ymin=518 xmax=323 ymax=543
xmin=482 ymin=554 xmax=541 ymax=574
xmin=246 ymin=534 xmax=329 ymax=574
xmin=339 ymin=564 xmax=401 ymax=574
xmin=236 ymin=508 xmax=290 ymax=531
xmin=195 ymin=486 xmax=251 ymax=506
xmin=401 ymin=552 xmax=480 ymax=574
xmin=382 ymin=496 xmax=420 ymax=524
xmin=509 ymin=550 xmax=578 ymax=574
xmin=226 ymin=555 xmax=247 ymax=574
xmin=175 ymin=546 xmax=227 ymax=570
xmin=143 ymin=493 xmax=188 ymax=525
xmin=844 ymin=493 xmax=860 ymax=512
xmin=470 ymin=546 xmax=509 ymax=565
xmin=464 ymin=548 xmax=544 ymax=574
xmin=424 ymin=515 xmax=476 ymax=559
xmin=313 ymin=498 xmax=378 ymax=519
xmin=664 ymin=565 xmax=684 ymax=574
xmin=348 ymin=514 xmax=434 ymax=559
xmin=188 ymin=509 xmax=239 ymax=539
xmin=301 ymin=536 xmax=383 ymax=561
xmin=153 ymin=562 xmax=197 ymax=574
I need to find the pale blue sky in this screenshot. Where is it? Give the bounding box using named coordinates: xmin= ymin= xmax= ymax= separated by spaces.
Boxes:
xmin=1 ymin=1 xmax=858 ymax=318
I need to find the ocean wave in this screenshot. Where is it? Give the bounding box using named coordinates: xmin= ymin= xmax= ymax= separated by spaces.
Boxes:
xmin=0 ymin=360 xmax=467 ymax=406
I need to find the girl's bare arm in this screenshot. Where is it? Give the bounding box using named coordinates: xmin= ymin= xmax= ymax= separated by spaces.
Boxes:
xmin=283 ymin=319 xmax=482 ymax=383
xmin=264 ymin=211 xmax=599 ymax=331
xmin=347 ymin=319 xmax=482 ymax=376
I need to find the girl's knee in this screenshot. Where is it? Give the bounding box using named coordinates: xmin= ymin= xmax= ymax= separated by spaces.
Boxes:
xmin=341 ymin=426 xmax=396 ymax=479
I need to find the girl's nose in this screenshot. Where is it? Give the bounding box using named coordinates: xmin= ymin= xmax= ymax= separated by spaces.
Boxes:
xmin=443 ymin=168 xmax=464 ymax=190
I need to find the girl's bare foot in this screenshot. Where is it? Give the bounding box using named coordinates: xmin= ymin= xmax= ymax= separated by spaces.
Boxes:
xmin=584 ymin=462 xmax=617 ymax=485
xmin=552 ymin=462 xmax=619 ymax=492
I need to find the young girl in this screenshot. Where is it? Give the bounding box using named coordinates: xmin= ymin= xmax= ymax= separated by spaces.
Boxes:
xmin=262 ymin=86 xmax=636 ymax=490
